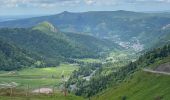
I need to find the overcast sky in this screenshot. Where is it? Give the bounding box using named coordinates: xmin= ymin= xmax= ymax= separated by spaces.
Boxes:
xmin=1 ymin=0 xmax=170 ymax=16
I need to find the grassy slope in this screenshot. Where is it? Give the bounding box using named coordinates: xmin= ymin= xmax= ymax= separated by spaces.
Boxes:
xmin=0 ymin=64 xmax=78 ymax=89
xmin=92 ymin=71 xmax=170 ymax=100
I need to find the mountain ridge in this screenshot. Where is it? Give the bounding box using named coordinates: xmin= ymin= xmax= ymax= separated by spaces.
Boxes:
xmin=1 ymin=10 xmax=170 ymax=50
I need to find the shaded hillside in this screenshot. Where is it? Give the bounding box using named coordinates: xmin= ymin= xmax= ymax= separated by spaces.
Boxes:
xmin=0 ymin=38 xmax=42 ymax=71
xmin=64 ymin=32 xmax=121 ymax=53
xmin=0 ymin=28 xmax=94 ymax=65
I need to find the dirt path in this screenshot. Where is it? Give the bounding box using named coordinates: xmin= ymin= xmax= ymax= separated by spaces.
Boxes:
xmin=143 ymin=68 xmax=170 ymax=75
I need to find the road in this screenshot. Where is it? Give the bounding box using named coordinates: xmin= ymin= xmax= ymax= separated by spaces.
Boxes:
xmin=143 ymin=68 xmax=170 ymax=75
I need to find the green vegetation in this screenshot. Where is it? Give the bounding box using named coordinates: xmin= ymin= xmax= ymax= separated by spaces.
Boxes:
xmin=92 ymin=71 xmax=170 ymax=100
xmin=0 ymin=23 xmax=119 ymax=68
xmin=0 ymin=93 xmax=84 ymax=100
xmin=0 ymin=64 xmax=78 ymax=89
xmin=137 ymin=43 xmax=170 ymax=68
xmin=0 ymin=38 xmax=43 ymax=71
xmin=0 ymin=64 xmax=83 ymax=100
xmin=0 ymin=28 xmax=96 ymax=63
xmin=67 ymin=43 xmax=170 ymax=98
xmin=90 ymin=43 xmax=170 ymax=100
xmin=33 ymin=21 xmax=58 ymax=33
xmin=90 ymin=43 xmax=170 ymax=99
xmin=0 ymin=11 xmax=170 ymax=100
xmin=64 ymin=32 xmax=120 ymax=53
xmin=66 ymin=50 xmax=137 ymax=98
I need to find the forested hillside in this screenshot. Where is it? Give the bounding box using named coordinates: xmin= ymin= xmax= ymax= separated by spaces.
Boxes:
xmin=0 ymin=22 xmax=119 ymax=67
xmin=0 ymin=38 xmax=43 ymax=71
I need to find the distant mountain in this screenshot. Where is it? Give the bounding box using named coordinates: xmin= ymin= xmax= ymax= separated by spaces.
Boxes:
xmin=1 ymin=10 xmax=170 ymax=50
xmin=0 ymin=15 xmax=41 ymax=22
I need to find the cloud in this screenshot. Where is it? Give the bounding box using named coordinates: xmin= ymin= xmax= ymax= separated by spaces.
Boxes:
xmin=0 ymin=0 xmax=170 ymax=8
xmin=84 ymin=0 xmax=95 ymax=5
xmin=123 ymin=0 xmax=170 ymax=3
xmin=0 ymin=0 xmax=81 ymax=8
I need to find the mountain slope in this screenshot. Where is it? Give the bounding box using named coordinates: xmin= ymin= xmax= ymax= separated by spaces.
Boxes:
xmin=92 ymin=71 xmax=170 ymax=100
xmin=64 ymin=32 xmax=121 ymax=53
xmin=0 ymin=28 xmax=94 ymax=64
xmin=91 ymin=44 xmax=170 ymax=100
xmin=0 ymin=22 xmax=120 ymax=66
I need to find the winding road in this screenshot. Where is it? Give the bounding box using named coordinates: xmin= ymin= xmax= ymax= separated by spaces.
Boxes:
xmin=143 ymin=68 xmax=170 ymax=75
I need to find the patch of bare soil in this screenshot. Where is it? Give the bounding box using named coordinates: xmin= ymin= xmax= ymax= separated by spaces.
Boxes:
xmin=154 ymin=62 xmax=170 ymax=73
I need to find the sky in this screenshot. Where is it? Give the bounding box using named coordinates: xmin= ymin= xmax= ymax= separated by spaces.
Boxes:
xmin=1 ymin=0 xmax=170 ymax=16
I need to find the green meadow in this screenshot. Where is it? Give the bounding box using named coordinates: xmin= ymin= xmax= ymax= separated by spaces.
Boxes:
xmin=0 ymin=64 xmax=79 ymax=89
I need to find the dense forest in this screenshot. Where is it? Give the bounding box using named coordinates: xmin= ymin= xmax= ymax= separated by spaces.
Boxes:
xmin=0 ymin=38 xmax=45 ymax=71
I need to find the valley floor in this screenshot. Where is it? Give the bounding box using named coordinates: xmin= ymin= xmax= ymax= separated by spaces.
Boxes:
xmin=0 ymin=64 xmax=83 ymax=100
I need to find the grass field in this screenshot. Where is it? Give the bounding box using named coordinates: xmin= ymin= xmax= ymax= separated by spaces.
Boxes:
xmin=0 ymin=64 xmax=79 ymax=89
xmin=92 ymin=71 xmax=170 ymax=100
